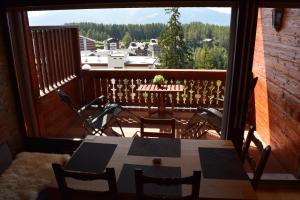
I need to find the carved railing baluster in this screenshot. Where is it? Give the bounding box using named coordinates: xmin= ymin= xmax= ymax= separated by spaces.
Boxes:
xmin=208 ymin=81 xmax=216 ymax=105
xmin=168 ymin=93 xmax=173 ymax=104
xmin=123 ymin=79 xmax=129 ymax=103
xmin=111 ymin=78 xmax=116 ymax=103
xmin=116 ymin=79 xmax=123 ymax=102
xmin=176 ymin=80 xmax=181 ymax=104
xmin=150 ymin=93 xmax=154 ymax=103
xmin=106 ymin=79 xmax=111 ymax=100
xmin=143 ymin=92 xmax=148 ymax=103
xmin=216 ymin=80 xmax=222 ymax=105
xmin=182 ymin=80 xmax=188 ymax=104
xmin=82 ymin=70 xmax=226 ymax=109
xmin=195 ymin=80 xmax=201 ymax=104
xmin=130 ymin=79 xmax=135 ymax=103
xmin=189 ymin=80 xmax=194 ymax=104
xmin=202 ymin=80 xmax=208 ymax=105
xmin=99 ymin=78 xmax=103 ymax=96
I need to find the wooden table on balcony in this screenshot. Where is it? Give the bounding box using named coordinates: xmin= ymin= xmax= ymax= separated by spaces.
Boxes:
xmin=61 ymin=136 xmax=257 ymax=200
xmin=136 ymin=84 xmax=184 ymax=116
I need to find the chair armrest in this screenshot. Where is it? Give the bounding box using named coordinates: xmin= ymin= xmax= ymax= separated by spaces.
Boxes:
xmin=78 ymin=95 xmax=108 ymax=113
xmin=87 ymin=104 xmax=123 ymax=126
xmin=197 ymin=107 xmax=223 ymax=119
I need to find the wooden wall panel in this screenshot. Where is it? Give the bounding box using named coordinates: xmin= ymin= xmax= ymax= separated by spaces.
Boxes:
xmin=253 ymin=8 xmax=300 ymax=174
xmin=0 ymin=15 xmax=24 ymax=154
xmin=27 ymin=27 xmax=82 ymax=137
xmin=38 ymin=78 xmax=81 ymax=137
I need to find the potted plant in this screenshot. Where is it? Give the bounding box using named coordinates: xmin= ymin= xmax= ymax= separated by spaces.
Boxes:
xmin=153 ymin=75 xmax=165 ymax=87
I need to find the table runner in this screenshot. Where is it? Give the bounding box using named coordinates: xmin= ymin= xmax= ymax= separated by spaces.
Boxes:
xmin=128 ymin=137 xmax=181 ymax=157
xmin=65 ymin=142 xmax=117 ymax=173
xmin=199 ymin=147 xmax=249 ymax=180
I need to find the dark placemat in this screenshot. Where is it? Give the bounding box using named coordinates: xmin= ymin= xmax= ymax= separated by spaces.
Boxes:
xmin=199 ymin=147 xmax=249 ymax=180
xmin=65 ymin=142 xmax=117 ymax=173
xmin=117 ymin=164 xmax=181 ymax=197
xmin=128 ymin=138 xmax=181 ymax=157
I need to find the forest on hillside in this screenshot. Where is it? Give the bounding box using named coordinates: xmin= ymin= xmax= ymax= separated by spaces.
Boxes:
xmin=66 ymin=22 xmax=230 ymax=69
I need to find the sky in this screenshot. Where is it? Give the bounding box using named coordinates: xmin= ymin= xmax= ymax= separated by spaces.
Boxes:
xmin=28 ymin=7 xmax=231 ymax=26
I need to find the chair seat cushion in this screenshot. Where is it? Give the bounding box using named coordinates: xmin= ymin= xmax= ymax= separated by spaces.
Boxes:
xmin=0 ymin=152 xmax=70 ymax=200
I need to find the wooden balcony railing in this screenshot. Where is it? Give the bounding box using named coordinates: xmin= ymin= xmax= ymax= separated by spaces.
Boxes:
xmin=81 ymin=69 xmax=226 ymax=109
xmin=30 ymin=26 xmax=81 ymax=96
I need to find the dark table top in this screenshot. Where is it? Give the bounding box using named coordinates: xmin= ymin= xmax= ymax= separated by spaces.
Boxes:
xmin=65 ymin=136 xmax=257 ymax=200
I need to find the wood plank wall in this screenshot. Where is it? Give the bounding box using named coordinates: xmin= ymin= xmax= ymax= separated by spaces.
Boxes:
xmin=27 ymin=26 xmax=82 ymax=137
xmin=253 ymin=8 xmax=300 ymax=174
xmin=0 ymin=16 xmax=24 ymax=154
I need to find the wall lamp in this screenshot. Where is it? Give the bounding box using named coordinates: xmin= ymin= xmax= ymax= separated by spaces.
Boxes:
xmin=272 ymin=8 xmax=284 ymax=32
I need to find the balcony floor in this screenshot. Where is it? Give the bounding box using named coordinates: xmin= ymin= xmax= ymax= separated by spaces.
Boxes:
xmin=50 ymin=109 xmax=220 ymax=139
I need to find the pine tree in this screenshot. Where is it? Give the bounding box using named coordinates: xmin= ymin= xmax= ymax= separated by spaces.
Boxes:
xmin=122 ymin=32 xmax=132 ymax=48
xmin=158 ymin=8 xmax=192 ymax=69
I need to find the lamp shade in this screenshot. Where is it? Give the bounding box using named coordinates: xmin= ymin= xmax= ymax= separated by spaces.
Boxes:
xmin=272 ymin=8 xmax=284 ymax=32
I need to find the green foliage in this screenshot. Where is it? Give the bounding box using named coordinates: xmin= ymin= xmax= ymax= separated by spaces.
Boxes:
xmin=66 ymin=20 xmax=229 ymax=70
xmin=183 ymin=22 xmax=230 ymax=51
xmin=158 ymin=8 xmax=193 ymax=69
xmin=194 ymin=46 xmax=228 ymax=69
xmin=153 ymin=75 xmax=165 ymax=85
xmin=66 ymin=22 xmax=165 ymax=42
xmin=122 ymin=32 xmax=132 ymax=48
xmin=95 ymin=41 xmax=104 ymax=49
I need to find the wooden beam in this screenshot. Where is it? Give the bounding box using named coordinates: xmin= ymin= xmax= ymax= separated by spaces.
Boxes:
xmin=3 ymin=0 xmax=236 ymax=10
xmin=3 ymin=0 xmax=300 ymax=10
xmin=4 ymin=10 xmax=41 ymax=136
xmin=259 ymin=0 xmax=300 ymax=8
xmin=221 ymin=0 xmax=259 ymax=151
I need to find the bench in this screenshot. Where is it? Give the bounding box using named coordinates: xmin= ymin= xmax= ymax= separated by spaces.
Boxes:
xmin=0 ymin=143 xmax=70 ymax=200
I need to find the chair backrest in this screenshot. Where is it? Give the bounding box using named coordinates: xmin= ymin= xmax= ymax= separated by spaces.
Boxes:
xmin=134 ymin=169 xmax=201 ymax=200
xmin=247 ymin=77 xmax=258 ymax=125
xmin=56 ymin=89 xmax=78 ymax=114
xmin=140 ymin=118 xmax=176 ymax=138
xmin=52 ymin=163 xmax=118 ymax=199
xmin=240 ymin=126 xmax=271 ymax=190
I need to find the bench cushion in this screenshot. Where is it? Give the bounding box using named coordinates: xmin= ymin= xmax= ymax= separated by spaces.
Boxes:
xmin=0 ymin=152 xmax=70 ymax=200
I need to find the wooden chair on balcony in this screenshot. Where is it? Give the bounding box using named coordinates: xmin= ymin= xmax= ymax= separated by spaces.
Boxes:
xmin=134 ymin=169 xmax=201 ymax=200
xmin=57 ymin=89 xmax=126 ymax=137
xmin=240 ymin=126 xmax=271 ymax=190
xmin=137 ymin=117 xmax=176 ymax=138
xmin=52 ymin=163 xmax=118 ymax=200
xmin=183 ymin=77 xmax=258 ymax=139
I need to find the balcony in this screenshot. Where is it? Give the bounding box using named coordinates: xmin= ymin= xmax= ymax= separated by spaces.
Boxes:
xmin=47 ymin=68 xmax=227 ymax=138
xmin=28 ymin=26 xmax=226 ymax=138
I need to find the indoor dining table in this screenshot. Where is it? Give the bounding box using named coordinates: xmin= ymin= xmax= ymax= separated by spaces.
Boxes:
xmin=64 ymin=135 xmax=257 ymax=200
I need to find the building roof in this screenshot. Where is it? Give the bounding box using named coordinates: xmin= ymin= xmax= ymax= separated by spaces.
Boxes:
xmin=81 ymin=55 xmax=157 ymax=66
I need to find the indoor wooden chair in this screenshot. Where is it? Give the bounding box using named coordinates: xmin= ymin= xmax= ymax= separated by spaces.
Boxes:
xmin=240 ymin=126 xmax=272 ymax=190
xmin=134 ymin=169 xmax=201 ymax=200
xmin=140 ymin=117 xmax=176 ymax=138
xmin=52 ymin=163 xmax=118 ymax=200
